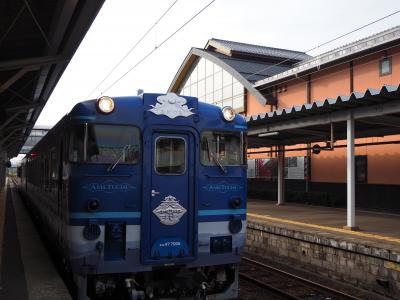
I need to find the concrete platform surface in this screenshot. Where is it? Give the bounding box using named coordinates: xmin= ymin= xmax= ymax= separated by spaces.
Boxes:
xmin=0 ymin=179 xmax=71 ymax=300
xmin=248 ymin=199 xmax=400 ymax=249
xmin=246 ymin=199 xmax=400 ymax=299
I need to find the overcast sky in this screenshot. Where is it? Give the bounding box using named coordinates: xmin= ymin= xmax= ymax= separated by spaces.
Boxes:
xmin=36 ymin=0 xmax=400 ymax=126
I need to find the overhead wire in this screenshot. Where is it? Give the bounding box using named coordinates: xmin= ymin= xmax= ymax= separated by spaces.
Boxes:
xmin=85 ymin=0 xmax=179 ymax=99
xmin=242 ymin=9 xmax=400 ymax=81
xmin=183 ymin=43 xmax=400 ymax=110
xmin=218 ymin=45 xmax=400 ymax=113
xmin=245 ymin=49 xmax=400 ymax=153
xmin=180 ymin=9 xmax=400 ymax=106
xmin=253 ymin=44 xmax=400 ymax=105
xmin=99 ymin=0 xmax=216 ymax=96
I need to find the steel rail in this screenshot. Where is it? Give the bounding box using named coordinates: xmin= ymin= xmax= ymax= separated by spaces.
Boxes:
xmin=242 ymin=256 xmax=361 ymax=300
xmin=239 ymin=271 xmax=301 ymax=300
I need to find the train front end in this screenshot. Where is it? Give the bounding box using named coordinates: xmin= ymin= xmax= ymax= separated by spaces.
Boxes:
xmin=67 ymin=93 xmax=247 ymax=299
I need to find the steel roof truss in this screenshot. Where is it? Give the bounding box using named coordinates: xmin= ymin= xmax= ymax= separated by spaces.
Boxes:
xmin=0 ymin=66 xmax=39 ymax=93
xmin=0 ymin=55 xmax=67 ymax=72
xmin=7 ymin=88 xmax=34 ymax=104
xmin=0 ymin=111 xmax=24 ymax=131
xmin=5 ymin=102 xmax=43 ymax=113
xmin=249 ymin=124 xmax=400 ymax=147
xmin=358 ymin=115 xmax=400 ymax=128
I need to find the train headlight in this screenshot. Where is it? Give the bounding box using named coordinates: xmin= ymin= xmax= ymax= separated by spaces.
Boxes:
xmin=96 ymin=96 xmax=115 ymax=114
xmin=222 ymin=106 xmax=236 ymax=122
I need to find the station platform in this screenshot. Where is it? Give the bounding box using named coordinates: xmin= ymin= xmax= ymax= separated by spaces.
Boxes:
xmin=0 ymin=178 xmax=71 ymax=300
xmin=248 ymin=199 xmax=400 ymax=245
xmin=246 ymin=199 xmax=400 ymax=299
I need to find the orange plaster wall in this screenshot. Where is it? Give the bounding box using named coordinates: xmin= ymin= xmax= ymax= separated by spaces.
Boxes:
xmin=246 ymin=92 xmax=270 ymax=117
xmin=311 ymin=140 xmax=347 ymax=183
xmin=248 ymin=146 xmax=307 ymax=160
xmin=247 ymin=147 xmax=272 ymax=160
xmin=276 ymin=79 xmax=307 ymax=109
xmin=246 ymin=47 xmax=400 ymax=117
xmin=248 ymin=138 xmax=400 ymax=185
xmin=353 ymin=47 xmax=400 ymax=91
xmin=311 ymin=136 xmax=400 ymax=185
xmin=354 ymin=53 xmax=384 ymax=91
xmin=311 ymin=65 xmax=350 ymax=101
xmin=246 ymin=47 xmax=400 ymax=185
xmin=361 ymin=136 xmax=400 ymax=185
xmin=284 ymin=145 xmax=307 ymax=158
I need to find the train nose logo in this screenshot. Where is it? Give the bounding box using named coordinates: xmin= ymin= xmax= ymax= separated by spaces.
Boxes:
xmin=149 ymin=93 xmax=194 ymax=119
xmin=153 ymin=195 xmax=187 ymax=226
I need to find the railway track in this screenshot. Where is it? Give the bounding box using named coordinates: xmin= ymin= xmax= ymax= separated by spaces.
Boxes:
xmin=239 ymin=257 xmax=361 ymax=300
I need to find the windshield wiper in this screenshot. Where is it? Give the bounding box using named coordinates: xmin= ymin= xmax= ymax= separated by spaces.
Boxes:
xmin=205 ymin=138 xmax=227 ymax=174
xmin=107 ymin=145 xmax=131 ymax=173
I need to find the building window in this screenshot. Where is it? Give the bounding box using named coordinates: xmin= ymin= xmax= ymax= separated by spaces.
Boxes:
xmin=379 ymin=57 xmax=391 ymax=76
xmin=355 ymin=155 xmax=367 ymax=183
xmin=178 ymin=57 xmax=245 ymax=112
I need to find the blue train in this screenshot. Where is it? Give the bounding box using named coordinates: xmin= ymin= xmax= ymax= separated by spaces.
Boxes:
xmin=17 ymin=93 xmax=247 ymax=299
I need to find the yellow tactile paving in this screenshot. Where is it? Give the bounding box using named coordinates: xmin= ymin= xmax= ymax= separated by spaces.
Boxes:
xmin=247 ymin=212 xmax=400 ymax=244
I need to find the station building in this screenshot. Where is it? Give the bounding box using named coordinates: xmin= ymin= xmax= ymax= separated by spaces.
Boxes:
xmin=168 ymin=26 xmax=400 ymax=212
xmin=19 ymin=125 xmax=51 ymax=155
xmin=6 ymin=125 xmax=51 ymax=176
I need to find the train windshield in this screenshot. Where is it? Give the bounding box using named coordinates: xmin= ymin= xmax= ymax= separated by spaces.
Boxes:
xmin=69 ymin=124 xmax=140 ymax=164
xmin=201 ymin=131 xmax=244 ymax=166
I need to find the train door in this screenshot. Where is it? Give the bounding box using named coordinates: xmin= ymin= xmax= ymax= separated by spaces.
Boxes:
xmin=141 ymin=131 xmax=197 ymax=264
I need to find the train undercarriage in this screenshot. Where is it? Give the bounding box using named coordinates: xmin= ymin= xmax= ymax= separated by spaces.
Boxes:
xmin=77 ymin=264 xmax=238 ymax=300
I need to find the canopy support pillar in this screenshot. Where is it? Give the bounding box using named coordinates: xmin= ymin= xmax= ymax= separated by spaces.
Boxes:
xmin=277 ymin=146 xmax=285 ymax=205
xmin=345 ymin=116 xmax=358 ymax=230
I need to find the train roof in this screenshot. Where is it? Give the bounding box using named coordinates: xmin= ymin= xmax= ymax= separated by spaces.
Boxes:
xmin=24 ymin=93 xmax=246 ymax=159
xmin=68 ymin=93 xmax=247 ymax=129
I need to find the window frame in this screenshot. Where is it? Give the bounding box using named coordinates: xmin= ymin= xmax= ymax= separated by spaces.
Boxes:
xmin=154 ymin=135 xmax=187 ymax=176
xmin=355 ymin=155 xmax=368 ymax=184
xmin=200 ymin=130 xmax=245 ymax=167
xmin=379 ymin=57 xmax=392 ymax=76
xmin=68 ymin=123 xmax=142 ymax=165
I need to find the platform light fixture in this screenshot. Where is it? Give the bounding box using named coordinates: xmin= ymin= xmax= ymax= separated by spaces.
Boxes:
xmin=258 ymin=131 xmax=279 ymax=137
xmin=96 ymin=96 xmax=115 ymax=114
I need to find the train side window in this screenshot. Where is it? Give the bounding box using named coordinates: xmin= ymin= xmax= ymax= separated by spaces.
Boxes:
xmin=69 ymin=124 xmax=140 ymax=164
xmin=50 ymin=149 xmax=57 ymax=193
xmin=69 ymin=125 xmax=85 ymax=162
xmin=44 ymin=155 xmax=50 ymax=191
xmin=155 ymin=137 xmax=186 ymax=175
xmin=201 ymin=131 xmax=242 ymax=166
xmin=86 ymin=124 xmax=140 ymax=164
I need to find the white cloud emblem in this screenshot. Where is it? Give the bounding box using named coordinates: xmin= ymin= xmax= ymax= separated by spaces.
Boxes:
xmin=149 ymin=93 xmax=195 ymax=119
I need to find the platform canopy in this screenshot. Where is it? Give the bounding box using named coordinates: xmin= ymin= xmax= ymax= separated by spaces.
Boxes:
xmin=246 ymin=84 xmax=400 ymax=229
xmin=247 ymin=85 xmax=400 ymax=148
xmin=0 ymin=0 xmax=104 ymax=159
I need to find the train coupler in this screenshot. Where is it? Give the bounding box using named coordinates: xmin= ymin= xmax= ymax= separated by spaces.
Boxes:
xmin=125 ymin=278 xmax=145 ymax=300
